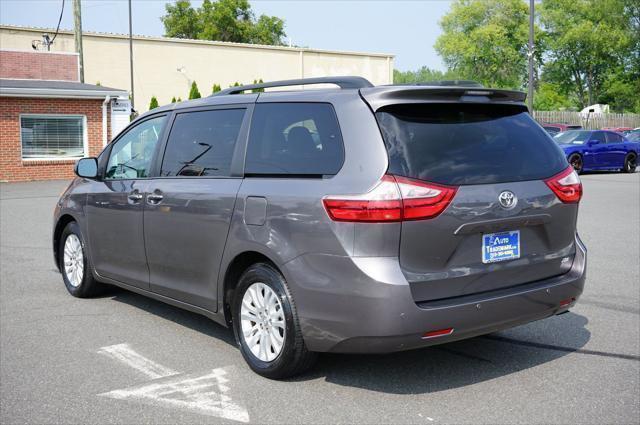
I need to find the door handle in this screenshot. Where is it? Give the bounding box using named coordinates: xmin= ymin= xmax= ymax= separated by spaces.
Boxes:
xmin=147 ymin=192 xmax=164 ymax=205
xmin=127 ymin=191 xmax=143 ymax=202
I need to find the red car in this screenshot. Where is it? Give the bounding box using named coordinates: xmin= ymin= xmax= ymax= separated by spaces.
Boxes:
xmin=601 ymin=127 xmax=633 ymax=133
xmin=542 ymin=123 xmax=583 ymax=135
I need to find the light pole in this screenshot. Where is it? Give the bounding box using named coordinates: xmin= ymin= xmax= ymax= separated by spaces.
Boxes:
xmin=73 ymin=0 xmax=84 ymax=82
xmin=129 ymin=0 xmax=135 ymax=112
xmin=527 ymin=0 xmax=535 ymax=113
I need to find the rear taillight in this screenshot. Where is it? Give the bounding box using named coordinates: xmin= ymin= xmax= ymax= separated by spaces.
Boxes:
xmin=544 ymin=166 xmax=582 ymax=203
xmin=394 ymin=176 xmax=458 ymax=220
xmin=323 ymin=175 xmax=457 ymax=223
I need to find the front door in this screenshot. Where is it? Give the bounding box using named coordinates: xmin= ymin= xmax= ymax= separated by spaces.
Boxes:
xmin=587 ymin=131 xmax=609 ymax=168
xmin=144 ymin=107 xmax=248 ymax=311
xmin=86 ymin=115 xmax=167 ymax=289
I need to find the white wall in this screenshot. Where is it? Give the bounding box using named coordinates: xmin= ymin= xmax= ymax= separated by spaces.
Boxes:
xmin=1 ymin=25 xmax=394 ymax=111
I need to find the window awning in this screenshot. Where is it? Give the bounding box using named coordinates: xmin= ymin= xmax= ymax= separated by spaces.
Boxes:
xmin=0 ymin=79 xmax=128 ymax=99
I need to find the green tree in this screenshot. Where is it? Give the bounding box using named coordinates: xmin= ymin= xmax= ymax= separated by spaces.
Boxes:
xmin=161 ymin=0 xmax=200 ymax=39
xmin=540 ymin=0 xmax=633 ymax=109
xmin=251 ymin=78 xmax=264 ymax=93
xmin=171 ymin=96 xmax=177 ymax=103
xmin=162 ymin=0 xmax=286 ymax=45
xmin=393 ymin=66 xmax=462 ymax=84
xmin=533 ymin=83 xmax=573 ymax=110
xmin=149 ymin=96 xmax=159 ymax=110
xmin=177 ymin=97 xmax=182 ymax=102
xmin=435 ymin=0 xmax=538 ymax=89
xmin=189 ymin=81 xmax=202 ymax=99
xmin=211 ymin=83 xmax=222 ymax=93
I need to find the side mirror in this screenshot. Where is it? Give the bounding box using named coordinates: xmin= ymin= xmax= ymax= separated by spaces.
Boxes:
xmin=75 ymin=157 xmax=98 ymax=179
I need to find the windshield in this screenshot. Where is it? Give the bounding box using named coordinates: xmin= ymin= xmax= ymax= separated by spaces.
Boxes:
xmin=376 ymin=103 xmax=567 ymax=185
xmin=554 ymin=131 xmax=591 ymax=145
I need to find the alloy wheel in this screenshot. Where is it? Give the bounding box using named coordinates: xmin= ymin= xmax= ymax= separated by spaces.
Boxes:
xmin=569 ymin=155 xmax=582 ymax=173
xmin=63 ymin=234 xmax=84 ymax=287
xmin=240 ymin=282 xmax=286 ymax=362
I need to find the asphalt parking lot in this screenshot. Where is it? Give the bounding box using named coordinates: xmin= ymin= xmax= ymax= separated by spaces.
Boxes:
xmin=1 ymin=172 xmax=639 ymax=424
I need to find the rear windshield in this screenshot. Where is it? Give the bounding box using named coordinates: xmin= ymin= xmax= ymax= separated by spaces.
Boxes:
xmin=376 ymin=103 xmax=567 ymax=185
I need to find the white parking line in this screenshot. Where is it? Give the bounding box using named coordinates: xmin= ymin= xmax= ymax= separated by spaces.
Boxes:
xmin=97 ymin=344 xmax=250 ymax=422
xmin=97 ymin=343 xmax=179 ymax=379
xmin=99 ymin=368 xmax=250 ymax=423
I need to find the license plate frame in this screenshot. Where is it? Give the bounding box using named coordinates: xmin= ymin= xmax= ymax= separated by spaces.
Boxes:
xmin=482 ymin=230 xmax=520 ymax=264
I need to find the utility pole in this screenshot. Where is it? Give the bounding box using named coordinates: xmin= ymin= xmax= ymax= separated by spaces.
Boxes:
xmin=73 ymin=0 xmax=84 ymax=82
xmin=129 ymin=0 xmax=135 ymax=111
xmin=527 ymin=0 xmax=534 ymax=113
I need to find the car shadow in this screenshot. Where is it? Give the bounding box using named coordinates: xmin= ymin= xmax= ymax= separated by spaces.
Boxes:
xmin=103 ymin=285 xmax=593 ymax=395
xmin=102 ymin=285 xmax=237 ymax=347
xmin=300 ymin=313 xmax=592 ymax=394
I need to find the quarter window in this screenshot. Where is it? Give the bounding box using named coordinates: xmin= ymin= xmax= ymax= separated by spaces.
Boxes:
xmin=245 ymin=103 xmax=344 ymax=176
xmin=161 ymin=109 xmax=246 ymax=177
xmin=605 ymin=132 xmax=623 ymax=143
xmin=105 ymin=116 xmax=166 ymax=180
xmin=20 ymin=115 xmax=85 ymax=159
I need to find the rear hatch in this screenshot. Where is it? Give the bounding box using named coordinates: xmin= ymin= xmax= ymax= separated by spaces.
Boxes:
xmin=362 ymin=88 xmax=580 ymax=304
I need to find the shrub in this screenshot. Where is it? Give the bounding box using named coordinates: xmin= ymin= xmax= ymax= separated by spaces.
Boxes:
xmin=149 ymin=96 xmax=159 ymax=110
xmin=189 ymin=81 xmax=202 ymax=99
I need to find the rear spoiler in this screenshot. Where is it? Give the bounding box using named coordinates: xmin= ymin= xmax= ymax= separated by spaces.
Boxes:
xmin=360 ymin=86 xmax=527 ymax=111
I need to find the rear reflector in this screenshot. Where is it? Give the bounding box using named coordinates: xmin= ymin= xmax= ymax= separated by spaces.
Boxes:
xmin=323 ymin=175 xmax=457 ymax=223
xmin=545 ymin=166 xmax=582 ymax=203
xmin=422 ymin=328 xmax=454 ymax=339
xmin=559 ymin=297 xmax=576 ymax=307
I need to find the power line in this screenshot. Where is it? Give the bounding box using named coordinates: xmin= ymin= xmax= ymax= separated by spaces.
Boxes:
xmin=50 ymin=0 xmax=65 ymax=46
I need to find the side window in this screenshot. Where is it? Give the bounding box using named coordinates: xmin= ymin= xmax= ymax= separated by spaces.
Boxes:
xmin=245 ymin=103 xmax=344 ymax=176
xmin=605 ymin=132 xmax=622 ymax=143
xmin=160 ymin=109 xmax=245 ymax=177
xmin=105 ymin=116 xmax=166 ymax=180
xmin=591 ymin=132 xmax=606 ymax=143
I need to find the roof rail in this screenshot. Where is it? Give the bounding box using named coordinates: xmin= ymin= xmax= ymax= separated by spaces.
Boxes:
xmin=212 ymin=76 xmax=374 ymax=96
xmin=396 ymin=80 xmax=483 ymax=88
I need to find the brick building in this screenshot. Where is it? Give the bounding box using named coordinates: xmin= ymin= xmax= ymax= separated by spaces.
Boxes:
xmin=0 ymin=50 xmax=127 ymax=182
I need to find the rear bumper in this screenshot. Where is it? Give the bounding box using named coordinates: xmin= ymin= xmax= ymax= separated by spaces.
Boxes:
xmin=283 ymin=234 xmax=586 ymax=353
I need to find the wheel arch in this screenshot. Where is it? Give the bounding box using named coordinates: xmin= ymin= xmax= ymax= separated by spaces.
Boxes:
xmin=221 ymin=250 xmax=279 ymax=326
xmin=53 ymin=214 xmax=79 ymax=272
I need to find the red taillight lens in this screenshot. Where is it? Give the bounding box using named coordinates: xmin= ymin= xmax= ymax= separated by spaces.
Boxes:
xmin=323 ymin=175 xmax=457 ymax=222
xmin=394 ymin=176 xmax=457 ymax=220
xmin=323 ymin=175 xmax=402 ymax=222
xmin=545 ymin=166 xmax=582 ymax=203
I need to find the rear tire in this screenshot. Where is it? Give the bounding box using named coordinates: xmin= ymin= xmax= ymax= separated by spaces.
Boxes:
xmin=622 ymin=153 xmax=637 ymax=173
xmin=58 ymin=221 xmax=102 ymax=298
xmin=568 ymin=153 xmax=583 ymax=174
xmin=232 ymin=263 xmax=317 ymax=379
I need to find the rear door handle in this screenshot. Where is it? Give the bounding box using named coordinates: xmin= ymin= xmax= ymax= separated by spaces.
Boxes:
xmin=127 ymin=191 xmax=143 ymax=203
xmin=147 ymin=191 xmax=164 ymax=205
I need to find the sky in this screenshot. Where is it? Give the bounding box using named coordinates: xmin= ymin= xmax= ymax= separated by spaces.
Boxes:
xmin=0 ymin=0 xmax=452 ymax=71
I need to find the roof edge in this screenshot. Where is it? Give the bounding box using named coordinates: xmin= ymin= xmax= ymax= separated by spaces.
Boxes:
xmin=0 ymin=87 xmax=128 ymax=99
xmin=0 ymin=24 xmax=395 ymax=58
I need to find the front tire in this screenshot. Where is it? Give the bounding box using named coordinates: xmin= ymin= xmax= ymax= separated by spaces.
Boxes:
xmin=58 ymin=221 xmax=101 ymax=298
xmin=568 ymin=153 xmax=583 ymax=174
xmin=622 ymin=153 xmax=637 ymax=173
xmin=232 ymin=263 xmax=317 ymax=379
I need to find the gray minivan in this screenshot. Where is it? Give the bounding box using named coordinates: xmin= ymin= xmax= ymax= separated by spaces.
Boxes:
xmin=54 ymin=77 xmax=586 ymax=379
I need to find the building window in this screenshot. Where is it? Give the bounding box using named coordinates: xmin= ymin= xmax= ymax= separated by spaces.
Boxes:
xmin=20 ymin=115 xmax=87 ymax=159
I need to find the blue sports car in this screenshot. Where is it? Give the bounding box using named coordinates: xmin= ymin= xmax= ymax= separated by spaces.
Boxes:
xmin=553 ymin=130 xmax=639 ymax=174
